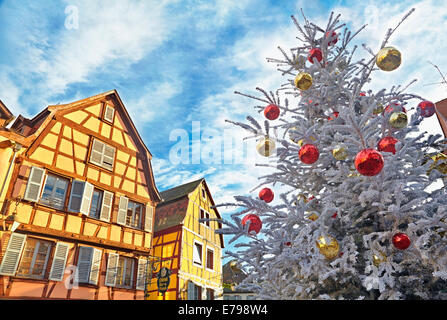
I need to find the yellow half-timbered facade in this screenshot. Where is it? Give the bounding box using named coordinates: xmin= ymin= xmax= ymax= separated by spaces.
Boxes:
xmin=148 ymin=179 xmax=224 ymax=300
xmin=0 ymin=90 xmax=161 ymax=299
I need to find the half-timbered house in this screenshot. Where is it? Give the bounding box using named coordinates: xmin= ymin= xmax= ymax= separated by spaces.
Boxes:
xmin=0 ymin=90 xmax=161 ymax=299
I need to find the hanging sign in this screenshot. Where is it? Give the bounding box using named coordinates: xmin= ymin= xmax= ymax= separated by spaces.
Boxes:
xmin=157 ymin=267 xmax=172 ymax=293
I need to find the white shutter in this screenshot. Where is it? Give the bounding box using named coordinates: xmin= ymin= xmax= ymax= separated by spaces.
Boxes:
xmin=144 ymin=205 xmax=153 ymax=233
xmin=136 ymin=258 xmax=148 ymax=290
xmin=68 ymin=180 xmax=85 ymax=212
xmin=24 ymin=167 xmax=45 ymax=202
xmin=90 ymin=139 xmax=104 ymax=166
xmin=188 ymin=281 xmax=195 ymax=300
xmin=99 ymin=191 xmax=114 ymax=222
xmin=105 ymin=253 xmax=119 ymax=287
xmin=49 ymin=242 xmax=70 ymax=281
xmin=104 ymin=105 xmax=115 ymax=123
xmin=193 ymin=243 xmax=202 ymax=265
xmin=0 ymin=233 xmax=26 ymax=276
xmin=80 ymin=182 xmax=94 ymax=215
xmin=117 ymin=196 xmax=128 ymax=225
xmin=77 ymin=246 xmax=93 ymax=283
xmin=89 ymin=248 xmax=102 ymax=285
xmin=102 ymin=145 xmax=115 ymax=170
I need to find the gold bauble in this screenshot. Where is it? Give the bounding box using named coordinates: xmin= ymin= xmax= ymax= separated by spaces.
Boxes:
xmin=332 ymin=146 xmax=348 ymax=160
xmin=376 ymin=46 xmax=401 ymax=71
xmin=294 ymin=72 xmax=313 ymax=90
xmin=230 ymin=260 xmax=241 ymax=272
xmin=316 ymin=236 xmax=339 ymax=260
xmin=373 ymin=103 xmax=384 ymax=115
xmin=430 ymin=153 xmax=447 ymax=175
xmin=372 ymin=251 xmax=387 ymax=267
xmin=306 ymin=212 xmax=319 ymax=221
xmin=389 ymin=112 xmax=408 ymax=129
xmin=256 ymin=137 xmax=276 ymax=157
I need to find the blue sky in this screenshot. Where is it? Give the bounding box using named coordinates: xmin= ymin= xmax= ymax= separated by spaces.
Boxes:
xmin=1 ymin=0 xmax=447 ymax=261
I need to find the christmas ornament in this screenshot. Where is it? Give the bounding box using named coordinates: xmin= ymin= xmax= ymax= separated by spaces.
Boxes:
xmin=332 ymin=146 xmax=348 ymax=160
xmin=354 ymin=148 xmax=384 ymax=176
xmin=392 ymin=232 xmax=411 ymax=250
xmin=377 ymin=136 xmax=399 ymax=155
xmin=229 ymin=260 xmax=241 ymax=272
xmin=325 ymin=30 xmax=338 ymax=46
xmin=372 ymin=251 xmax=387 ymax=267
xmin=327 ymin=111 xmax=339 ymax=121
xmin=299 ymin=144 xmax=319 ymax=164
xmin=417 ymin=100 xmax=436 ymax=118
xmin=259 ymin=188 xmax=274 ymax=203
xmin=241 ymin=214 xmax=262 ymax=234
xmin=376 ymin=46 xmax=401 ymax=71
xmin=256 ymin=137 xmax=276 ymax=157
xmin=264 ymin=104 xmax=280 ymax=120
xmin=306 ymin=212 xmax=319 ymax=221
xmin=383 ymin=102 xmax=406 ymax=115
xmin=429 ymin=153 xmax=447 ymax=174
xmin=359 ymin=92 xmax=366 ymax=97
xmin=373 ymin=104 xmax=385 ymax=115
xmin=389 ymin=112 xmax=408 ymax=129
xmin=294 ymin=72 xmax=313 ymax=90
xmin=308 ymin=48 xmax=323 ymax=64
xmin=316 ymin=236 xmax=339 ymax=260
xmin=284 ymin=241 xmax=292 ymax=247
xmin=331 ymin=212 xmax=338 ymax=218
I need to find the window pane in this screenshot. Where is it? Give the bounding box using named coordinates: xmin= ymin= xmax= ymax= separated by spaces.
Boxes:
xmin=117 ymin=257 xmax=133 ymax=288
xmin=40 ymin=174 xmax=68 ymax=210
xmin=126 ymin=201 xmax=134 ymax=226
xmin=17 ymin=239 xmax=52 ymax=279
xmin=133 ymin=204 xmax=141 ymax=228
xmin=89 ymin=189 xmax=103 ymax=219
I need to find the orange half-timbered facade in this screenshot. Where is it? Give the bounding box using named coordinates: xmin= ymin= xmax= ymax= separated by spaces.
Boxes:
xmin=148 ymin=179 xmax=224 ymax=300
xmin=0 ymin=90 xmax=161 ymax=299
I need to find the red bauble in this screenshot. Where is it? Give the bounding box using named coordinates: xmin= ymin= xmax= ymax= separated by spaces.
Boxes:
xmin=359 ymin=92 xmax=366 ymax=97
xmin=331 ymin=212 xmax=338 ymax=218
xmin=308 ymin=48 xmax=323 ymax=64
xmin=259 ymin=188 xmax=274 ymax=203
xmin=299 ymin=144 xmax=319 ymax=164
xmin=325 ymin=30 xmax=338 ymax=46
xmin=377 ymin=136 xmax=399 ymax=155
xmin=327 ymin=111 xmax=339 ymax=121
xmin=241 ymin=214 xmax=262 ymax=234
xmin=354 ymin=148 xmax=384 ymax=176
xmin=264 ymin=104 xmax=280 ymax=120
xmin=383 ymin=102 xmax=406 ymax=115
xmin=392 ymin=232 xmax=411 ymax=250
xmin=284 ymin=241 xmax=292 ymax=247
xmin=418 ymin=100 xmax=436 ymax=118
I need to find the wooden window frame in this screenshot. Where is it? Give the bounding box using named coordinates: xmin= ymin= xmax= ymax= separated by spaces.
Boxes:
xmin=39 ymin=173 xmax=70 ymax=211
xmin=102 ymin=103 xmax=115 ymax=124
xmin=88 ymin=137 xmax=116 ymax=172
xmin=16 ymin=237 xmax=53 ymax=280
xmin=115 ymin=256 xmax=135 ymax=289
xmin=205 ymin=246 xmax=214 ymax=271
xmin=88 ymin=188 xmax=104 ymax=220
xmin=125 ymin=199 xmax=143 ymax=230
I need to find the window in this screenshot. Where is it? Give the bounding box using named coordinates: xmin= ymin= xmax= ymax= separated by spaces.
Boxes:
xmin=89 ymin=138 xmax=116 ymax=170
xmin=116 ymin=256 xmax=134 ymax=289
xmin=89 ymin=188 xmax=103 ymax=219
xmin=77 ymin=246 xmax=102 ymax=285
xmin=188 ymin=282 xmax=202 ymax=300
xmin=39 ymin=173 xmax=69 ymax=210
xmin=103 ymin=104 xmax=115 ymax=123
xmin=201 ymin=186 xmax=206 ymax=200
xmin=16 ymin=238 xmax=52 ymax=279
xmin=206 ymin=248 xmax=214 ymax=270
xmin=206 ymin=288 xmax=214 ymax=300
xmin=193 ymin=241 xmax=203 ymax=266
xmin=200 ymin=209 xmax=210 ymax=227
xmin=126 ymin=200 xmax=142 ymax=229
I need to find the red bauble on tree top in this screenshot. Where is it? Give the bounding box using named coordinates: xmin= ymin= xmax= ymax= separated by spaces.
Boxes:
xmin=264 ymin=104 xmax=280 ymax=120
xmin=377 ymin=136 xmax=399 ymax=155
xmin=299 ymin=144 xmax=319 ymax=164
xmin=325 ymin=30 xmax=338 ymax=46
xmin=241 ymin=214 xmax=262 ymax=234
xmin=259 ymin=187 xmax=274 ymax=203
xmin=308 ymin=48 xmax=323 ymax=64
xmin=392 ymin=232 xmax=411 ymax=250
xmin=417 ymin=100 xmax=436 ymax=118
xmin=354 ymin=148 xmax=384 ymax=176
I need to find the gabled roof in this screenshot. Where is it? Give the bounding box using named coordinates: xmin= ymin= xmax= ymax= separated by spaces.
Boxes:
xmin=0 ymin=100 xmax=14 ymax=122
xmin=159 ymin=178 xmax=204 ymax=206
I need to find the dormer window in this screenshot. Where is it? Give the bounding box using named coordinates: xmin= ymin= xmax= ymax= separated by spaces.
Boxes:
xmin=103 ymin=104 xmax=115 ymax=123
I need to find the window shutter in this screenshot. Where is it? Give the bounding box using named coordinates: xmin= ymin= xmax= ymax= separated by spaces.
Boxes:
xmin=117 ymin=196 xmax=128 ymax=225
xmin=79 ymin=182 xmax=94 ymax=215
xmin=24 ymin=167 xmax=45 ymax=202
xmin=99 ymin=191 xmax=114 ymax=222
xmin=104 ymin=105 xmax=115 ymax=123
xmin=102 ymin=145 xmax=115 ymax=170
xmin=193 ymin=243 xmax=202 ymax=265
xmin=136 ymin=258 xmax=148 ymax=290
xmin=0 ymin=233 xmax=26 ymax=276
xmin=68 ymin=180 xmax=85 ymax=212
xmin=77 ymin=246 xmax=93 ymax=283
xmin=90 ymin=139 xmax=104 ymax=166
xmin=187 ymin=281 xmax=195 ymax=300
xmin=89 ymin=248 xmax=102 ymax=285
xmin=144 ymin=205 xmax=153 ymax=233
xmin=105 ymin=253 xmax=119 ymax=287
xmin=49 ymin=242 xmax=70 ymax=281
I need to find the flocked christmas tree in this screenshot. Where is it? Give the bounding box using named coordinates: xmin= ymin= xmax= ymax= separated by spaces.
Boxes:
xmin=214 ymin=9 xmax=447 ymax=299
